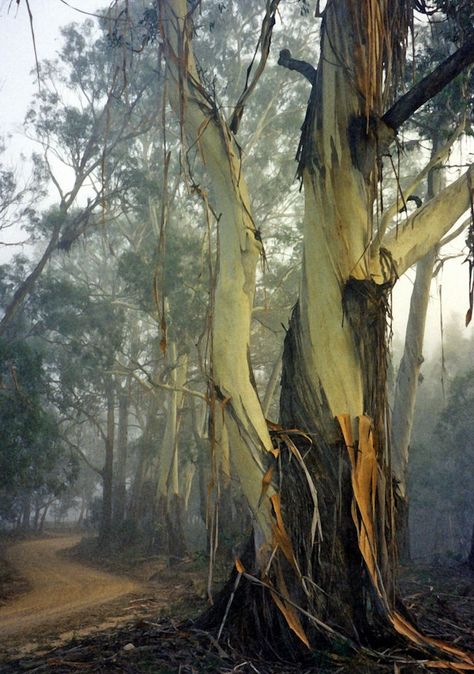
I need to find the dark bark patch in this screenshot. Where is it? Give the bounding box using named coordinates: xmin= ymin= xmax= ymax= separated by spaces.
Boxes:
xmin=347 ymin=115 xmax=378 ymax=180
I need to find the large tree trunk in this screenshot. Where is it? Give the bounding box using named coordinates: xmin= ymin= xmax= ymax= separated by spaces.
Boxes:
xmin=161 ymin=0 xmax=474 ymax=661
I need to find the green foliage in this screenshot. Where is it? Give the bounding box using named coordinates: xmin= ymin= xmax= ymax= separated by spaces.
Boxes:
xmin=117 ymin=226 xmax=208 ymax=340
xmin=0 ymin=338 xmax=76 ymax=524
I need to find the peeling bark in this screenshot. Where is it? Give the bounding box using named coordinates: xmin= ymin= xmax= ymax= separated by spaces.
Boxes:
xmin=161 ymin=0 xmax=474 ymax=659
xmin=161 ymin=0 xmax=276 ymax=552
xmin=154 ymin=342 xmax=188 ymax=558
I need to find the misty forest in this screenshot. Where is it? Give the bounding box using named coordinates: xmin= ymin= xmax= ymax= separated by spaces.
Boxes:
xmin=1 ymin=1 xmax=474 ymax=672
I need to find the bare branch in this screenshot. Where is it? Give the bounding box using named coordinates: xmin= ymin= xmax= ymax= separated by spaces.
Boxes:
xmin=63 ymin=435 xmax=102 ymax=476
xmin=228 ymin=0 xmax=282 ymax=134
xmin=383 ymin=38 xmax=474 ymax=130
xmin=277 ymin=49 xmax=317 ymax=84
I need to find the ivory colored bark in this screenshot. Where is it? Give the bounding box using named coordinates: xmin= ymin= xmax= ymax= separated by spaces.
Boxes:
xmin=380 ymin=167 xmax=473 ymax=276
xmin=391 ymin=137 xmax=446 ymax=496
xmin=296 ymin=3 xmax=377 ymax=430
xmin=391 ymin=248 xmax=436 ymax=495
xmin=161 ymin=0 xmax=275 ymax=548
xmin=156 ymin=342 xmax=188 ymax=500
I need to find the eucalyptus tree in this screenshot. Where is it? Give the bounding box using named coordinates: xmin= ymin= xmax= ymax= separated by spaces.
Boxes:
xmin=0 ymin=15 xmax=155 ymax=337
xmin=31 ymin=238 xmax=126 ymax=544
xmin=391 ymin=20 xmax=473 ymax=558
xmin=160 ymin=0 xmax=474 ymax=660
xmin=0 ymin=334 xmax=76 ymax=529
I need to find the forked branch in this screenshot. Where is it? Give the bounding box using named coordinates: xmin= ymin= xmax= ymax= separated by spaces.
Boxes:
xmin=376 ymin=121 xmax=465 ymax=242
xmin=228 ymin=0 xmax=281 ymax=134
xmin=381 ymin=165 xmax=474 ymax=276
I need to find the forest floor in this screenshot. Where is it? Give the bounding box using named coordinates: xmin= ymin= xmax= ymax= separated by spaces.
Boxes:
xmin=0 ymin=533 xmax=208 ymax=667
xmin=0 ymin=534 xmax=473 ymax=673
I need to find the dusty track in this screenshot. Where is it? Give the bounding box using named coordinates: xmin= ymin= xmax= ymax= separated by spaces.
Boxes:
xmin=0 ymin=535 xmax=140 ymax=638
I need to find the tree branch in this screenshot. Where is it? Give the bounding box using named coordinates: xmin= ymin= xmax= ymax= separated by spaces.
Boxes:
xmin=277 ymin=49 xmax=317 ymax=84
xmin=381 ymin=165 xmax=473 ymax=276
xmin=63 ymin=436 xmax=102 ymax=476
xmin=376 ymin=121 xmax=465 ymax=242
xmin=228 ymin=0 xmax=281 ymax=134
xmin=439 ymin=216 xmax=470 ymax=248
xmin=114 ymin=363 xmax=207 ymax=401
xmin=383 ymin=38 xmax=474 ymax=130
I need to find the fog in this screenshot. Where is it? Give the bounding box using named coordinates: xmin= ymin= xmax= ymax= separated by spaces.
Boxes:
xmin=0 ymin=2 xmax=473 ymax=670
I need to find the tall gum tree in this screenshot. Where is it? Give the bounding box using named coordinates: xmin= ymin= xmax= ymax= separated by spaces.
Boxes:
xmin=160 ymin=0 xmax=474 ymax=660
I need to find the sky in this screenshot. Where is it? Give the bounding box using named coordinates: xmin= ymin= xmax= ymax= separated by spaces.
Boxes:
xmin=0 ymin=1 xmax=104 ymax=158
xmin=0 ymin=0 xmax=473 ymax=360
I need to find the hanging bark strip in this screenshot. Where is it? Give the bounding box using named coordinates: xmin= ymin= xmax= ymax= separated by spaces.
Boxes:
xmin=160 ymin=0 xmax=278 ymax=554
xmin=228 ymin=0 xmax=281 ymax=134
xmin=337 ymin=414 xmax=474 ymax=670
xmin=161 ymin=0 xmax=474 ymax=657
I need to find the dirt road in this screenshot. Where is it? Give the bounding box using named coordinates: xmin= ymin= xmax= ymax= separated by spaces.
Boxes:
xmin=0 ymin=536 xmax=140 ymax=638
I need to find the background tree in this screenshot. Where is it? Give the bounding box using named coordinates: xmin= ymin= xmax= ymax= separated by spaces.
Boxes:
xmin=0 ymin=336 xmax=76 ymax=529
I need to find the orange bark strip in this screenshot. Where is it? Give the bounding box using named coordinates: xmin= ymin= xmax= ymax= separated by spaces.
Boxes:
xmin=270 ymin=493 xmax=298 ymax=571
xmin=260 ymin=464 xmax=274 ymax=500
xmin=271 ymin=565 xmax=310 ymax=648
xmin=336 ymin=414 xmax=356 ymax=468
xmin=235 ymin=558 xmax=245 ymax=574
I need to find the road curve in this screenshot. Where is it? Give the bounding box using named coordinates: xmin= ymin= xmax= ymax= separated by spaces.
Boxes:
xmin=0 ymin=535 xmax=140 ymax=637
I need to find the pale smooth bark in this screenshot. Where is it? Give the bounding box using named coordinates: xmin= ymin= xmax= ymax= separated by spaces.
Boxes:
xmin=156 ymin=343 xmax=188 ymax=501
xmin=161 ymin=0 xmax=275 ymax=550
xmin=391 ymin=136 xmax=446 ymax=496
xmin=391 ymin=247 xmax=436 ymax=494
xmin=379 ymin=166 xmax=473 ymax=277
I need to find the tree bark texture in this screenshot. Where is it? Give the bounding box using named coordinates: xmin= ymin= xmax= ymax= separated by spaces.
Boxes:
xmin=161 ymin=0 xmax=474 ymax=662
xmin=100 ymin=375 xmax=115 ymax=545
xmin=153 ymin=343 xmax=188 ymax=559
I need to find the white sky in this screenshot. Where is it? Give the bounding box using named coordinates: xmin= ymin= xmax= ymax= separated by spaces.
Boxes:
xmin=0 ymin=1 xmax=103 ymax=157
xmin=0 ymin=0 xmax=472 ymax=360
